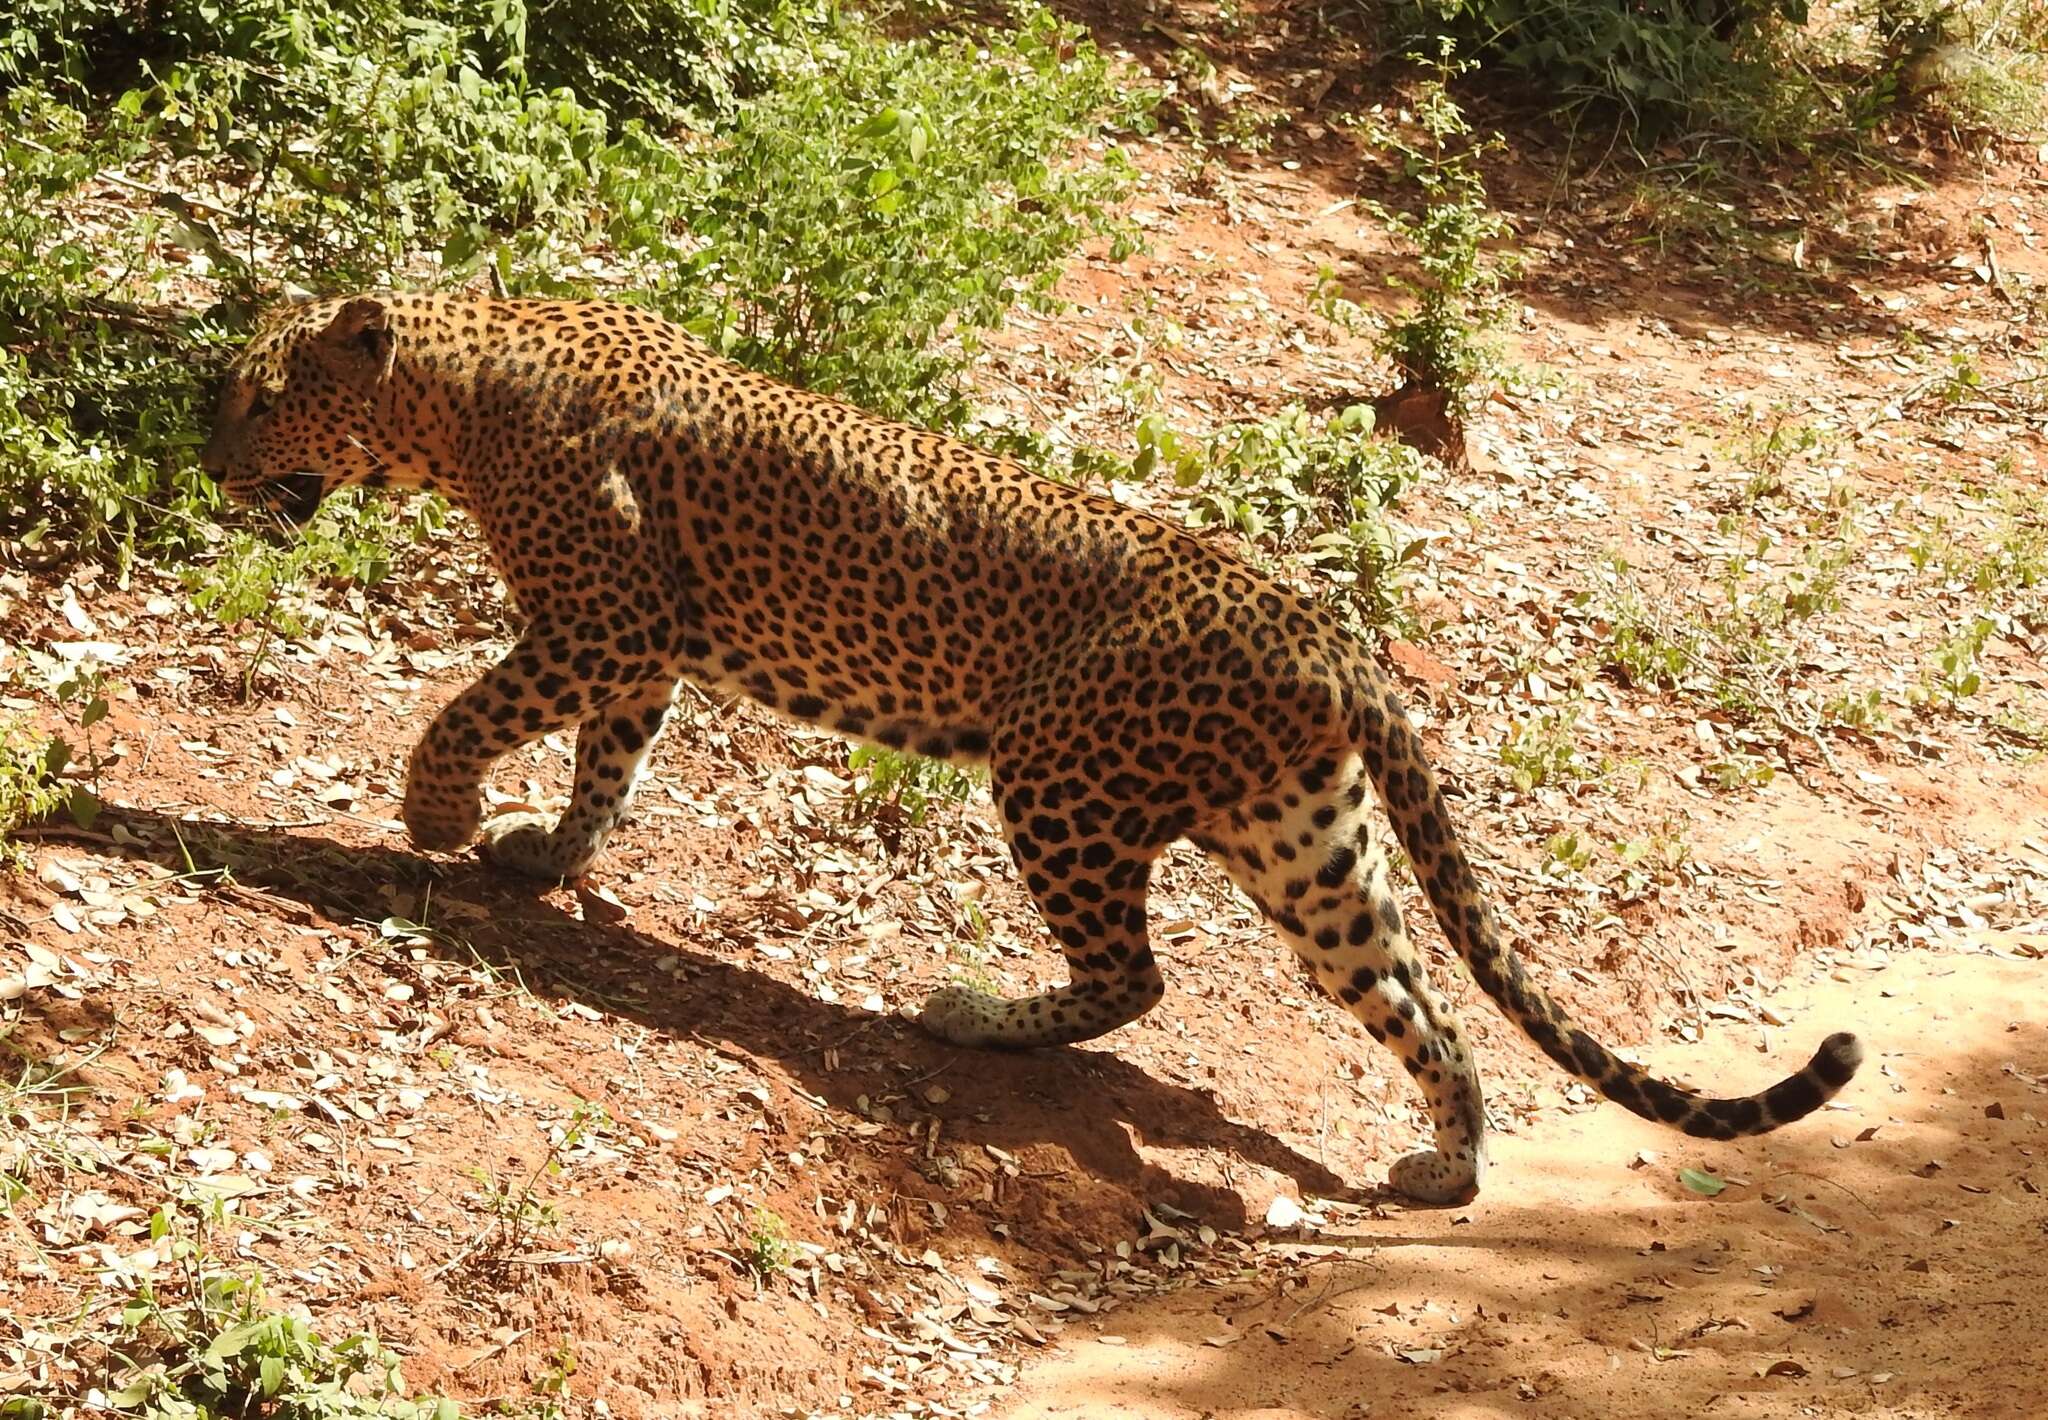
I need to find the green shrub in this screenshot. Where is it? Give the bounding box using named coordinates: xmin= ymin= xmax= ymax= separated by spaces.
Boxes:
xmin=1354 ymin=51 xmax=1515 ymax=417
xmin=97 ymin=1202 xmax=456 ymax=1419
xmin=847 ymin=744 xmax=985 ymax=826
xmin=0 ymin=722 xmax=67 ymax=865
xmin=1178 ymin=403 xmax=1432 ymax=635
xmin=1411 ymin=0 xmax=1790 ymax=132
xmin=630 ymin=6 xmax=1147 ymax=425
xmin=0 ymin=102 xmax=225 ymax=567
xmin=128 ymin=4 xmax=620 ymax=291
xmin=503 ymin=0 xmax=843 ymax=125
xmin=1408 ymin=0 xmax=2045 ymax=149
xmin=0 ymin=0 xmax=834 ymax=126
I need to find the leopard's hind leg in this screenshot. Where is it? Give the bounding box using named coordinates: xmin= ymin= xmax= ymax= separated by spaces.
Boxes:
xmin=1199 ymin=750 xmax=1488 ymax=1204
xmin=919 ymin=761 xmax=1173 ymax=1049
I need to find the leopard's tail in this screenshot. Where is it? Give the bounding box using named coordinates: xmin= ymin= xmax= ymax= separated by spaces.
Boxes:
xmin=1352 ymin=671 xmax=1863 ymax=1139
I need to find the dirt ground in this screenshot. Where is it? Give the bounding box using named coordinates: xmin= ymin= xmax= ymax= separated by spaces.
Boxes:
xmin=5 ymin=9 xmax=2048 ymax=1420
xmin=996 ymin=951 xmax=2048 ymax=1420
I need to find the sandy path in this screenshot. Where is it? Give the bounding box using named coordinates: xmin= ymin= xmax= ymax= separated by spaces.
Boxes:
xmin=995 ymin=949 xmax=2046 ymax=1420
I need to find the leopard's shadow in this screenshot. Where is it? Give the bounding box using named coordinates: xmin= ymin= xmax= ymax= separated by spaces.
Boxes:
xmin=101 ymin=807 xmax=1366 ymax=1230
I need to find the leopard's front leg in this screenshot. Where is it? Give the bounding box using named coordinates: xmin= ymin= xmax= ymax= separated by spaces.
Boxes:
xmin=477 ymin=679 xmax=679 ymax=879
xmin=401 ymin=625 xmax=669 ymax=860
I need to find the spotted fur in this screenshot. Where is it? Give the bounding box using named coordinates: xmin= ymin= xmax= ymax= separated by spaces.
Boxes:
xmin=202 ymin=293 xmax=1863 ymax=1202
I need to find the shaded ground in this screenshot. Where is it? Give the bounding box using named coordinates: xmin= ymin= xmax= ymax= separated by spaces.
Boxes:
xmin=5 ymin=14 xmax=2048 ymax=1419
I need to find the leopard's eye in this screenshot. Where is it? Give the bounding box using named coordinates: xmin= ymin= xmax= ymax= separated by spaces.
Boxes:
xmin=247 ymin=390 xmax=273 ymax=419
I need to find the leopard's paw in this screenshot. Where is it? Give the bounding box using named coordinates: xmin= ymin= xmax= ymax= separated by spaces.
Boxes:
xmin=478 ymin=811 xmax=595 ymax=881
xmin=402 ymin=779 xmax=483 ymax=855
xmin=917 ymin=985 xmax=1013 ymax=1049
xmin=1386 ymin=1149 xmax=1481 ymax=1206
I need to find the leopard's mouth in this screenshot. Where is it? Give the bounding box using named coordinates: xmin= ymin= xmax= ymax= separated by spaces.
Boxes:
xmin=260 ymin=470 xmax=328 ymax=526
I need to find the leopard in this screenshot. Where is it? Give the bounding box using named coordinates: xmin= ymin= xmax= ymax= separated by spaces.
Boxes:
xmin=201 ymin=292 xmax=1863 ymax=1203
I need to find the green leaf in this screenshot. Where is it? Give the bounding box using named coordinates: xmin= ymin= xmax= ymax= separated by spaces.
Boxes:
xmin=203 ymin=1315 xmax=272 ymax=1362
xmin=857 ymin=106 xmax=902 ymax=140
xmin=66 ymin=787 xmax=100 ymax=831
xmin=1679 ymin=1167 xmax=1728 ymax=1196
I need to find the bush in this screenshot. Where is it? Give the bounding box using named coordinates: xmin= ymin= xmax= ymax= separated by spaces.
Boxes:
xmin=631 ymin=6 xmax=1146 ymax=424
xmin=134 ymin=5 xmax=622 ymax=291
xmin=0 ymin=102 xmax=225 ymax=566
xmin=1353 ymin=51 xmax=1515 ymax=418
xmin=0 ymin=722 xmax=67 ymax=864
xmin=1175 ymin=403 xmax=1433 ymax=635
xmin=1409 ymin=0 xmax=2047 ymax=148
xmin=0 ymin=0 xmax=834 ymax=125
xmin=1412 ymin=0 xmax=1790 ymax=132
xmin=506 ymin=0 xmax=843 ymax=125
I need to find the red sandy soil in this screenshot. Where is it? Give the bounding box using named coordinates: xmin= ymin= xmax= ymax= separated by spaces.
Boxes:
xmin=4 ymin=11 xmax=2048 ymax=1419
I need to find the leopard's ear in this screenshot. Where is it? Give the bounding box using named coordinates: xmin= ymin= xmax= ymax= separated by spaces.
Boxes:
xmin=320 ymin=296 xmax=396 ymax=381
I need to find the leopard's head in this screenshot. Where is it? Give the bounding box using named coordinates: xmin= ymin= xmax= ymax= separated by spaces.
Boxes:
xmin=201 ymin=295 xmax=400 ymax=523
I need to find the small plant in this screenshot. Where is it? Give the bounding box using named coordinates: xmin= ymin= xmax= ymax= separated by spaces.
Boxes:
xmin=1933 ymin=351 xmax=1983 ymax=405
xmin=1604 ymin=524 xmax=1859 ymax=726
xmin=1500 ymin=704 xmax=1596 ymax=792
xmin=1921 ymin=614 xmax=1996 ymax=707
xmin=1178 ymin=403 xmax=1433 ymax=635
xmin=745 ymin=1205 xmax=794 ymax=1280
xmin=947 ymin=899 xmax=1003 ymax=994
xmin=1610 ymin=824 xmax=1691 ymax=897
xmin=1132 ymin=411 xmax=1206 ymax=486
xmin=1606 ymin=582 xmax=1698 ymax=692
xmin=469 ymin=1165 xmax=563 ymax=1236
xmin=1974 ymin=489 xmax=2048 ymax=608
xmin=1308 ymin=262 xmax=1367 ymax=335
xmin=1354 ymin=46 xmax=1516 ymax=420
xmin=847 ymin=747 xmax=984 ymax=829
xmin=1910 ymin=488 xmax=2047 ymax=624
xmin=533 ymin=1341 xmax=578 ymax=1414
xmin=0 ymin=1034 xmax=104 ymax=1204
xmin=1215 ymin=98 xmax=1286 ymax=153
xmin=451 ymin=1101 xmax=608 ymax=1277
xmin=1705 ymin=752 xmax=1777 ymax=792
xmin=1544 ymin=830 xmax=1596 ymax=874
xmin=93 ymin=1199 xmax=453 ymax=1418
xmin=1822 ymin=687 xmax=1887 ymax=731
xmin=0 ymin=722 xmax=67 ymax=863
xmin=1158 ymin=44 xmax=1282 ymax=155
xmin=5 ymin=1 xmax=1146 ymax=625
xmin=1731 ymin=412 xmax=1826 ymax=505
xmin=186 ymin=496 xmax=411 ymax=701
xmin=44 ymin=658 xmax=120 ymax=830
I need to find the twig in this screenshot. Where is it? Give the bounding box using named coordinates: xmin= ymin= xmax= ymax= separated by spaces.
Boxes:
xmin=1764 ymin=1168 xmax=1880 ymax=1217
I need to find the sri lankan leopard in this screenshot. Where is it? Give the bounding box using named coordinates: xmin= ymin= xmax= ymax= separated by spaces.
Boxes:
xmin=201 ymin=293 xmax=1863 ymax=1203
